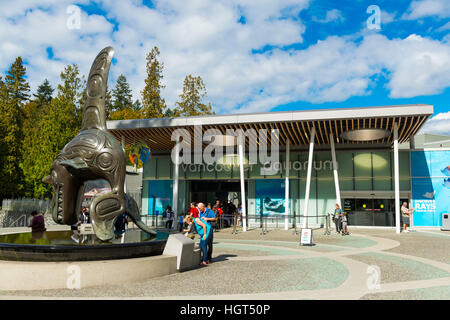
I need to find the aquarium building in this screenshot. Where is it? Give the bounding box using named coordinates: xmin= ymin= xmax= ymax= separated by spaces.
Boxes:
xmin=107 ymin=104 xmax=449 ymax=232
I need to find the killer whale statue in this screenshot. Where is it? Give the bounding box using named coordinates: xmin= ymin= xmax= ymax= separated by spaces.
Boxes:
xmin=43 ymin=46 xmax=156 ymax=241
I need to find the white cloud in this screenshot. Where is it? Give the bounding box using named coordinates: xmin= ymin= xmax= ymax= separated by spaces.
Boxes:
xmin=419 ymin=112 xmax=450 ymax=135
xmin=436 ymin=22 xmax=450 ymax=32
xmin=402 ymin=0 xmax=450 ymax=20
xmin=381 ymin=10 xmax=396 ymax=24
xmin=0 ymin=0 xmax=450 ymax=116
xmin=312 ymin=9 xmax=345 ymax=23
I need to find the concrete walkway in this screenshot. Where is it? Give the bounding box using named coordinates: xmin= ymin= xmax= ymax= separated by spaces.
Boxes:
xmin=1 ymin=227 xmax=449 ymax=300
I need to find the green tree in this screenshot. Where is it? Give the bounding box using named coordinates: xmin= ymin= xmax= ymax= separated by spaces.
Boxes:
xmin=174 ymin=74 xmax=213 ymax=116
xmin=21 ymin=64 xmax=84 ymax=198
xmin=141 ymin=46 xmax=167 ymax=118
xmin=0 ymin=57 xmax=30 ymax=198
xmin=33 ymin=79 xmax=54 ymax=106
xmin=112 ymin=74 xmax=133 ymax=112
xmin=132 ymin=99 xmax=142 ymax=111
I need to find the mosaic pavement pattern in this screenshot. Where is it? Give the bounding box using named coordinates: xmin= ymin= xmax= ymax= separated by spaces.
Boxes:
xmin=0 ymin=227 xmax=449 ymax=299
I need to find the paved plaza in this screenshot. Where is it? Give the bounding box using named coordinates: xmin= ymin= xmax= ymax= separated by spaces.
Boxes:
xmin=1 ymin=226 xmax=449 ymax=300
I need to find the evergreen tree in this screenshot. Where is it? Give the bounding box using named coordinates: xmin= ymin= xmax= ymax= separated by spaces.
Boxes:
xmin=163 ymin=108 xmax=177 ymax=117
xmin=132 ymin=99 xmax=142 ymax=111
xmin=0 ymin=57 xmax=30 ymax=198
xmin=0 ymin=77 xmax=8 ymax=199
xmin=141 ymin=46 xmax=167 ymax=118
xmin=112 ymin=74 xmax=133 ymax=112
xmin=5 ymin=57 xmax=30 ymax=102
xmin=33 ymin=79 xmax=54 ymax=106
xmin=21 ymin=64 xmax=84 ymax=198
xmin=174 ymin=75 xmax=213 ymax=116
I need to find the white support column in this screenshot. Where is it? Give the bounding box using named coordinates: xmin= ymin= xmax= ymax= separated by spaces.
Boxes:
xmin=172 ymin=140 xmax=180 ymax=229
xmin=284 ymin=139 xmax=290 ymax=230
xmin=330 ymin=133 xmax=341 ymax=208
xmin=394 ymin=123 xmax=401 ymax=234
xmin=121 ymin=136 xmax=127 ymax=194
xmin=238 ymin=134 xmax=247 ymax=232
xmin=303 ymin=128 xmax=315 ymax=229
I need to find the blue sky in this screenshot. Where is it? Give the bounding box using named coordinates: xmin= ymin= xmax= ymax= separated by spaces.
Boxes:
xmin=0 ymin=0 xmax=449 ymax=134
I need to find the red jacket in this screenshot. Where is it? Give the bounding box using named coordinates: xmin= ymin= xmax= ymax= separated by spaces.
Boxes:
xmin=188 ymin=207 xmax=199 ymax=218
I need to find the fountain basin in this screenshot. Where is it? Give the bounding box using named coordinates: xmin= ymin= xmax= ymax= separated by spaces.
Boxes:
xmin=0 ymin=229 xmax=170 ymax=262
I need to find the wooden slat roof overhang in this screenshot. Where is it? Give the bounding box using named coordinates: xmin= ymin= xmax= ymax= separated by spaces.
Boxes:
xmin=107 ymin=104 xmax=433 ymax=151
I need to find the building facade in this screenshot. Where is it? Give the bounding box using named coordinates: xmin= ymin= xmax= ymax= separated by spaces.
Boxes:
xmin=107 ymin=104 xmax=449 ymax=230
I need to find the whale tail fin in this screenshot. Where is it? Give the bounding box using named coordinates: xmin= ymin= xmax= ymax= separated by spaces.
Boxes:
xmin=81 ymin=46 xmax=114 ymax=131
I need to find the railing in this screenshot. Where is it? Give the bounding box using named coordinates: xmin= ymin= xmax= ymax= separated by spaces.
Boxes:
xmin=1 ymin=198 xmax=51 ymax=213
xmin=136 ymin=212 xmax=333 ymax=236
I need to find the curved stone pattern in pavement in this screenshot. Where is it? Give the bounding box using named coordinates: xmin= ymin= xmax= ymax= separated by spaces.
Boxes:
xmin=0 ymin=228 xmax=449 ymax=299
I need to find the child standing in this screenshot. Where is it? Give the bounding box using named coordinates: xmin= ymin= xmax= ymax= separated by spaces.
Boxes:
xmin=341 ymin=211 xmax=350 ymax=236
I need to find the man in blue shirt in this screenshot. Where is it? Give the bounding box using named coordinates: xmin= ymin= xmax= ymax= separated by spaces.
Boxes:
xmin=197 ymin=202 xmax=217 ymax=264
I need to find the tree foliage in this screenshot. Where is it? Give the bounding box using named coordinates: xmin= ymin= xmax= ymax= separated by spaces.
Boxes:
xmin=112 ymin=74 xmax=133 ymax=112
xmin=21 ymin=65 xmax=84 ymax=198
xmin=0 ymin=57 xmax=30 ymax=198
xmin=33 ymin=79 xmax=54 ymax=107
xmin=141 ymin=46 xmax=167 ymax=118
xmin=174 ymin=74 xmax=213 ymax=117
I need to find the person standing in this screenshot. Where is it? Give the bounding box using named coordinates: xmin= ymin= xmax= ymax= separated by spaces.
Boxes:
xmin=197 ymin=202 xmax=217 ymax=264
xmin=114 ymin=212 xmax=128 ymax=235
xmin=78 ymin=207 xmax=91 ymax=225
xmin=192 ymin=214 xmax=212 ymax=266
xmin=28 ymin=210 xmax=46 ymax=233
xmin=163 ymin=205 xmax=174 ymax=229
xmin=401 ymin=202 xmax=413 ymax=232
xmin=333 ymin=204 xmax=343 ymax=234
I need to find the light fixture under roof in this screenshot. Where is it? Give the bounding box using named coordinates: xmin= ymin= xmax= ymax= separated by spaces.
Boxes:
xmin=340 ymin=128 xmax=390 ymax=142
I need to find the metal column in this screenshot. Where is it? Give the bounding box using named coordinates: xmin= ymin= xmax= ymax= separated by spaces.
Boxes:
xmin=121 ymin=136 xmax=127 ymax=194
xmin=284 ymin=139 xmax=290 ymax=230
xmin=238 ymin=134 xmax=247 ymax=232
xmin=330 ymin=133 xmax=341 ymax=208
xmin=303 ymin=128 xmax=315 ymax=229
xmin=393 ymin=123 xmax=400 ymax=234
xmin=172 ymin=141 xmax=180 ymax=229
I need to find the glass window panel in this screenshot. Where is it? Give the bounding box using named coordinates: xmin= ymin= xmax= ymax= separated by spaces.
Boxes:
xmin=355 ymin=178 xmax=372 ymax=190
xmin=336 ymin=152 xmax=353 ymax=178
xmin=399 ymin=151 xmax=410 ymax=178
xmin=157 ymin=156 xmax=171 ymax=179
xmin=372 ymin=152 xmax=391 ymax=178
xmin=354 ymin=152 xmax=372 ymax=178
xmin=373 ymin=177 xmax=392 ymax=190
xmin=143 ymin=157 xmax=157 ymax=179
xmin=248 ymin=162 xmax=265 ymax=179
xmin=315 ymin=152 xmax=334 ymax=178
xmin=339 ymin=177 xmax=354 ymax=191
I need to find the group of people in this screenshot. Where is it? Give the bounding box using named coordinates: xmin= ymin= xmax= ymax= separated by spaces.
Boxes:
xmin=160 ymin=200 xmax=244 ymax=265
xmin=183 ymin=202 xmax=216 ymax=266
xmin=333 ymin=204 xmax=350 ymax=235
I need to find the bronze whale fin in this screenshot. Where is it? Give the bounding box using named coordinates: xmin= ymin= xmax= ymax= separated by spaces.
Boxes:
xmin=81 ymin=46 xmax=114 ymax=132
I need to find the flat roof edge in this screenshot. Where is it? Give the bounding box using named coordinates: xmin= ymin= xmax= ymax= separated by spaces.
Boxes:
xmin=107 ymin=104 xmax=433 ymax=130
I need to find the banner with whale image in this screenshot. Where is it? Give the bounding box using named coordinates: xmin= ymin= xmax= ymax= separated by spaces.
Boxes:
xmin=255 ymin=179 xmax=287 ymax=216
xmin=411 ymin=150 xmax=450 ymax=227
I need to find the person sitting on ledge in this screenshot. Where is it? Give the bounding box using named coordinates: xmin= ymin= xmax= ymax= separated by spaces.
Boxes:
xmin=28 ymin=210 xmax=46 ymax=233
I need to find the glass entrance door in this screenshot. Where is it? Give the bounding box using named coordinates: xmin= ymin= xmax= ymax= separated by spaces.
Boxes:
xmin=344 ymin=198 xmax=400 ymax=226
